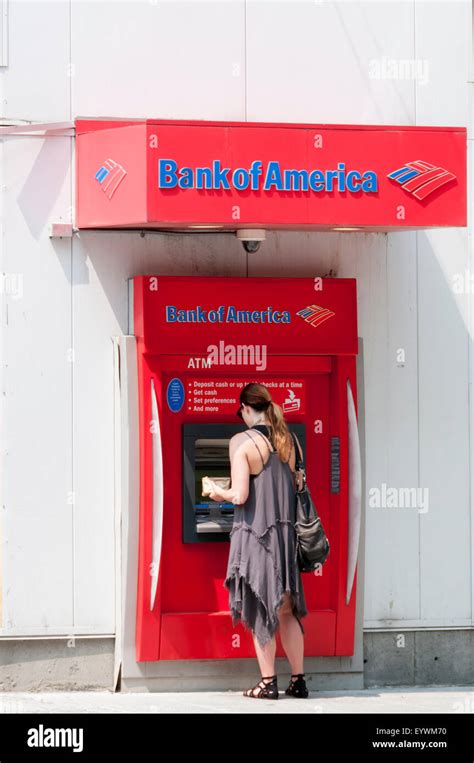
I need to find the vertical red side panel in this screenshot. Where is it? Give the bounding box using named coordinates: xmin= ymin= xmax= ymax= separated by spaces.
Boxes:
xmin=76 ymin=123 xmax=148 ymax=228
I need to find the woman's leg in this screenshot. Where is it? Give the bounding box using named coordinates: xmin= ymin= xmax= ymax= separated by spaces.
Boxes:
xmin=277 ymin=592 xmax=304 ymax=674
xmin=253 ymin=631 xmax=276 ymax=673
xmin=244 ymin=632 xmax=277 ymax=697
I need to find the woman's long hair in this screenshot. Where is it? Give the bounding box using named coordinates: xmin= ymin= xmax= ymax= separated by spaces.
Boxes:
xmin=239 ymin=382 xmax=292 ymax=462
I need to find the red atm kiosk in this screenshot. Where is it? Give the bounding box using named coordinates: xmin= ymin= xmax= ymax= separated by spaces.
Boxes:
xmin=131 ymin=275 xmax=360 ymax=662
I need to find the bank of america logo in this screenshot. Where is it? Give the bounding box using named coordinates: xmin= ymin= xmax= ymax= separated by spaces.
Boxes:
xmin=95 ymin=158 xmax=127 ymax=199
xmin=297 ymin=304 xmax=335 ymax=328
xmin=387 ymin=160 xmax=456 ymax=201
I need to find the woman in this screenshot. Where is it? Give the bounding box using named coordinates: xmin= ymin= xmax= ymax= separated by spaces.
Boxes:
xmin=203 ymin=382 xmax=310 ymax=700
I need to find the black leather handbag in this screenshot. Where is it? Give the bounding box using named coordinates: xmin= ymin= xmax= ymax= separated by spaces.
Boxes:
xmin=290 ymin=432 xmax=330 ymax=573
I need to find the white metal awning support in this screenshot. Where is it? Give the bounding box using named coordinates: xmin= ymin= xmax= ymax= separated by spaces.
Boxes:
xmin=0 ymin=120 xmax=75 ymax=136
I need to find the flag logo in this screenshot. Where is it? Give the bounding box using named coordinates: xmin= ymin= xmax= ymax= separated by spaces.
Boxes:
xmin=387 ymin=160 xmax=456 ymax=201
xmin=296 ymin=304 xmax=335 ymax=328
xmin=95 ymin=158 xmax=127 ymax=199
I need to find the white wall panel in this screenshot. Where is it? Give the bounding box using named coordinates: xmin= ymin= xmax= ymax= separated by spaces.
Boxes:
xmin=1 ymin=135 xmax=72 ymax=632
xmin=415 ymin=0 xmax=470 ymax=127
xmin=365 ymin=232 xmax=420 ymax=625
xmin=3 ymin=1 xmax=70 ymax=122
xmin=413 ymin=0 xmax=471 ymax=624
xmin=246 ymin=0 xmax=416 ymax=125
xmin=417 ymin=228 xmax=471 ymax=622
xmin=72 ymin=249 xmax=116 ymax=632
xmin=71 ymin=1 xmax=245 ymax=120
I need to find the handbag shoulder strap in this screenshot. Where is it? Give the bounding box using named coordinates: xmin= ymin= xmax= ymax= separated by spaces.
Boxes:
xmin=290 ymin=431 xmax=305 ymax=471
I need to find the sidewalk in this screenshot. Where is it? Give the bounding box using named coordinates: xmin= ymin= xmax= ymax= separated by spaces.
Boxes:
xmin=0 ymin=686 xmax=472 ymax=714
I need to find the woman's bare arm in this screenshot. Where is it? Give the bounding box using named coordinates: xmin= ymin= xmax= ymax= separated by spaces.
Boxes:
xmin=205 ymin=434 xmax=250 ymax=506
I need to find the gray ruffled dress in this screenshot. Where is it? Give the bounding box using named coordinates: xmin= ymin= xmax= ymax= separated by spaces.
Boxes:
xmin=223 ymin=424 xmax=308 ymax=648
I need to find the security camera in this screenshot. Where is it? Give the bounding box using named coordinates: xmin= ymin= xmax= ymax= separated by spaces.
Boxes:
xmin=236 ymin=229 xmax=266 ymax=254
xmin=242 ymin=240 xmax=260 ymax=253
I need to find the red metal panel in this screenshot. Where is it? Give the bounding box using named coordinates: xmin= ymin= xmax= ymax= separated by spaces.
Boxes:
xmin=76 ymin=123 xmax=148 ymax=228
xmin=133 ymin=275 xmax=358 ymax=357
xmin=157 ymin=355 xmax=332 ymax=374
xmin=75 ymin=118 xmax=467 ymax=230
xmin=146 ymin=123 xmax=466 ymax=229
xmin=133 ymin=275 xmax=360 ymax=662
xmin=159 ymin=612 xmax=336 ymax=660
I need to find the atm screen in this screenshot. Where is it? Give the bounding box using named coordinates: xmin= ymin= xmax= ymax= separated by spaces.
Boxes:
xmin=183 ymin=423 xmax=243 ymax=543
xmin=194 ymin=437 xmax=235 ymax=533
xmin=182 ymin=422 xmax=306 ymax=544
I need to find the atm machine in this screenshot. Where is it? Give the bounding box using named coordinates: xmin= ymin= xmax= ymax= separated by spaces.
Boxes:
xmin=127 ymin=275 xmax=360 ymax=662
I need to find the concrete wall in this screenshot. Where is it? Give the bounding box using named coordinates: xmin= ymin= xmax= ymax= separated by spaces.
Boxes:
xmin=0 ymin=0 xmax=472 ymax=686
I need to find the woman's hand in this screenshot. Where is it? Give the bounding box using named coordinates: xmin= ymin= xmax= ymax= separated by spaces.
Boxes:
xmin=202 ymin=476 xmax=213 ymax=496
xmin=294 ymin=469 xmax=305 ymax=492
xmin=202 ymin=477 xmax=222 ymax=502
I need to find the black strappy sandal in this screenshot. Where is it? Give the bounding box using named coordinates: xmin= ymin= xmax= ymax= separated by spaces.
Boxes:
xmin=243 ymin=674 xmax=279 ymax=699
xmin=285 ymin=673 xmax=309 ymax=698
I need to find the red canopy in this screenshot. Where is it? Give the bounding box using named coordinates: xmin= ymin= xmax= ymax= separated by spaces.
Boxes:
xmin=75 ymin=118 xmax=467 ymax=231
